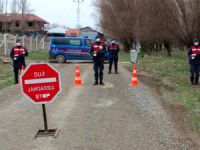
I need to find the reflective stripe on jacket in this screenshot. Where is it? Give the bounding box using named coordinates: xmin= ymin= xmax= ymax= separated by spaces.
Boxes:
xmin=108 ymin=44 xmax=119 ymax=58
xmin=13 ymin=46 xmax=25 ymax=57
xmin=92 ymin=43 xmax=104 ymax=52
xmin=108 ymin=44 xmax=118 ymax=50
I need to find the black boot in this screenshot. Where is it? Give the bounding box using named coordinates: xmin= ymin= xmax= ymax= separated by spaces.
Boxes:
xmin=93 ymin=81 xmax=98 ymax=86
xmin=100 ymin=81 xmax=105 ymax=85
xmin=14 ymin=72 xmax=19 ymax=84
xmin=115 ymin=62 xmax=118 ymax=74
xmin=115 ymin=69 xmax=118 ymax=74
xmin=190 ymin=75 xmax=195 ymax=85
xmin=195 ymin=76 xmax=199 ymax=85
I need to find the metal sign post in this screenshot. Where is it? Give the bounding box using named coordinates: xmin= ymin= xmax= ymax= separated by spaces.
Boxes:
xmin=42 ymin=104 xmax=48 ymax=131
xmin=34 ymin=104 xmax=59 ymax=138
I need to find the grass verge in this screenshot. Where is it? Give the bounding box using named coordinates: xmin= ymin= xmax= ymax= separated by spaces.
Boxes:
xmin=0 ymin=50 xmax=49 ymax=90
xmin=120 ymin=50 xmax=200 ymax=132
xmin=27 ymin=50 xmax=49 ymax=61
xmin=0 ymin=61 xmax=13 ymax=90
xmin=119 ymin=50 xmax=130 ymax=62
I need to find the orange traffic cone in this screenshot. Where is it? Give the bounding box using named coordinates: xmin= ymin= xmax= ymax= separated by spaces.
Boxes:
xmin=17 ymin=65 xmax=25 ymax=87
xmin=21 ymin=65 xmax=25 ymax=73
xmin=130 ymin=65 xmax=139 ymax=86
xmin=17 ymin=82 xmax=20 ymax=87
xmin=73 ymin=65 xmax=83 ymax=86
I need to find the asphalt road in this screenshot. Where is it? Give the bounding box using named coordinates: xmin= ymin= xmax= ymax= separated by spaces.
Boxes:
xmin=0 ymin=62 xmax=199 ymax=150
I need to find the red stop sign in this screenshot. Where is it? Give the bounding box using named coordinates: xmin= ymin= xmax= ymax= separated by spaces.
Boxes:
xmin=20 ymin=63 xmax=61 ymax=104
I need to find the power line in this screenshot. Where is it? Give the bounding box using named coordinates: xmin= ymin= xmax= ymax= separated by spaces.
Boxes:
xmin=73 ymin=0 xmax=84 ymax=29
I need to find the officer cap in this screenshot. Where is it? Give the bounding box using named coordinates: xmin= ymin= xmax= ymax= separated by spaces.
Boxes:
xmin=193 ymin=38 xmax=199 ymax=43
xmin=96 ymin=35 xmax=103 ymax=39
xmin=16 ymin=39 xmax=22 ymax=43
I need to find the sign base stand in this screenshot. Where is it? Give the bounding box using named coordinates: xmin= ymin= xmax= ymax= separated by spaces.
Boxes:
xmin=34 ymin=104 xmax=59 ymax=139
xmin=35 ymin=128 xmax=59 ymax=138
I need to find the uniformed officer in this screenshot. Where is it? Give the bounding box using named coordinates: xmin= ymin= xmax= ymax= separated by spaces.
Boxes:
xmin=188 ymin=38 xmax=200 ymax=85
xmin=10 ymin=39 xmax=28 ymax=84
xmin=90 ymin=36 xmax=106 ymax=85
xmin=108 ymin=39 xmax=120 ymax=74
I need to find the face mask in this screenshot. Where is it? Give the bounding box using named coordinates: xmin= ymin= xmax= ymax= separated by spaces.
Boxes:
xmin=16 ymin=43 xmax=21 ymax=46
xmin=111 ymin=41 xmax=116 ymax=44
xmin=194 ymin=42 xmax=199 ymax=46
xmin=96 ymin=38 xmax=100 ymax=42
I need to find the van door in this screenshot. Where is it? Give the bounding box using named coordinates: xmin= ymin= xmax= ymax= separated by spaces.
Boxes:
xmin=80 ymin=39 xmax=92 ymax=60
xmin=50 ymin=38 xmax=69 ymax=59
xmin=67 ymin=39 xmax=85 ymax=60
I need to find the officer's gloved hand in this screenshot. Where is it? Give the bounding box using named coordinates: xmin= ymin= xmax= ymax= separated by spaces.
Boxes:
xmin=191 ymin=54 xmax=197 ymax=60
xmin=99 ymin=46 xmax=103 ymax=50
xmin=14 ymin=57 xmax=17 ymax=60
xmin=21 ymin=51 xmax=26 ymax=57
xmin=93 ymin=52 xmax=97 ymax=57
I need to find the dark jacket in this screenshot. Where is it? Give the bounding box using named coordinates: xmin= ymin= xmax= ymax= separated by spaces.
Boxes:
xmin=10 ymin=46 xmax=28 ymax=67
xmin=108 ymin=43 xmax=120 ymax=59
xmin=188 ymin=46 xmax=200 ymax=65
xmin=90 ymin=42 xmax=106 ymax=62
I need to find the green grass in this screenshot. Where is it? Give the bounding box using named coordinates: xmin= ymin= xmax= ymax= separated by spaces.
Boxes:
xmin=120 ymin=50 xmax=200 ymax=131
xmin=0 ymin=50 xmax=49 ymax=90
xmin=27 ymin=50 xmax=49 ymax=61
xmin=124 ymin=50 xmax=200 ymax=131
xmin=0 ymin=62 xmax=13 ymax=90
xmin=119 ymin=51 xmax=130 ymax=62
xmin=0 ymin=71 xmax=13 ymax=89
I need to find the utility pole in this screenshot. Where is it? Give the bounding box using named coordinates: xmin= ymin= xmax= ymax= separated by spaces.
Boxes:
xmin=73 ymin=0 xmax=84 ymax=29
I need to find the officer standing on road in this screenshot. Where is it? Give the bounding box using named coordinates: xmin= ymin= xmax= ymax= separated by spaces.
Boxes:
xmin=108 ymin=39 xmax=120 ymax=74
xmin=188 ymin=38 xmax=200 ymax=85
xmin=10 ymin=39 xmax=28 ymax=84
xmin=90 ymin=36 xmax=106 ymax=85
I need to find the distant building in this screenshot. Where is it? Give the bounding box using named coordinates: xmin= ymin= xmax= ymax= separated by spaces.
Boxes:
xmin=66 ymin=29 xmax=80 ymax=37
xmin=0 ymin=13 xmax=49 ymax=35
xmin=80 ymin=27 xmax=104 ymax=40
xmin=47 ymin=27 xmax=66 ymax=37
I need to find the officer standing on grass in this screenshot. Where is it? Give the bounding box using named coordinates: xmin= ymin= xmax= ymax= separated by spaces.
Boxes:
xmin=10 ymin=39 xmax=28 ymax=84
xmin=188 ymin=38 xmax=200 ymax=85
xmin=90 ymin=36 xmax=106 ymax=85
xmin=108 ymin=39 xmax=120 ymax=74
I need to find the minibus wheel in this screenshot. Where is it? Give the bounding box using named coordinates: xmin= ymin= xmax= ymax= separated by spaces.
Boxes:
xmin=56 ymin=54 xmax=66 ymax=63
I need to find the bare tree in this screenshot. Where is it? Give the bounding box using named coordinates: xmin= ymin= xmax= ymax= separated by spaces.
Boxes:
xmin=17 ymin=0 xmax=34 ymax=14
xmin=10 ymin=0 xmax=17 ymax=13
xmin=95 ymin=0 xmax=200 ymax=55
xmin=96 ymin=0 xmax=137 ymax=51
xmin=0 ymin=0 xmax=4 ymax=32
xmin=0 ymin=0 xmax=4 ymax=14
xmin=0 ymin=0 xmax=8 ymax=33
xmin=16 ymin=0 xmax=34 ymax=34
xmin=164 ymin=0 xmax=200 ymax=47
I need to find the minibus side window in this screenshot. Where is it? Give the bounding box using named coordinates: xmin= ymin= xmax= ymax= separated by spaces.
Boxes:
xmin=69 ymin=39 xmax=82 ymax=46
xmin=53 ymin=39 xmax=69 ymax=45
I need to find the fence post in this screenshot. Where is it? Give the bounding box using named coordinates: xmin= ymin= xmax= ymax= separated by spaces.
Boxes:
xmin=36 ymin=36 xmax=38 ymax=51
xmin=4 ymin=34 xmax=7 ymax=56
xmin=14 ymin=35 xmax=18 ymax=44
xmin=23 ymin=35 xmax=26 ymax=46
xmin=41 ymin=36 xmax=45 ymax=50
xmin=30 ymin=35 xmax=33 ymax=51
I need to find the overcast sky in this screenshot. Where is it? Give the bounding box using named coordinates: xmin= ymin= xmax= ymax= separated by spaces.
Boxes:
xmin=31 ymin=0 xmax=97 ymax=29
